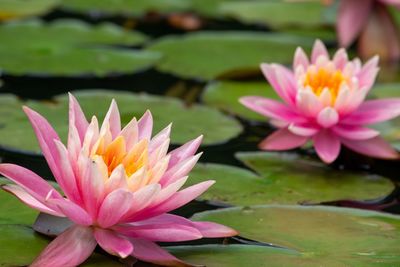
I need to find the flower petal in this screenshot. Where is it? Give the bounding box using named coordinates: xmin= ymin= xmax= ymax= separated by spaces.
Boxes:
xmin=94 ymin=228 xmax=133 ymax=258
xmin=311 ymin=40 xmax=329 ymax=63
xmin=342 ymin=99 xmax=400 ymax=125
xmin=167 ymin=135 xmax=203 ymax=169
xmin=97 ymin=189 xmax=134 ymax=228
xmin=341 ymin=136 xmax=399 ymax=159
xmin=129 ymin=238 xmax=191 ymax=267
xmin=288 ymin=123 xmax=319 ymax=137
xmin=160 ymin=153 xmax=202 ymax=186
xmin=356 ymin=55 xmax=379 ymax=90
xmin=293 ymin=47 xmax=309 ymax=70
xmin=138 ymin=110 xmax=153 ymax=140
xmin=47 ymin=198 xmax=93 ymax=226
xmin=317 ymin=107 xmax=339 ymax=128
xmin=30 ymin=225 xmax=96 ymax=267
xmin=68 ymin=93 xmax=89 ymax=142
xmin=192 ymin=221 xmax=238 ymax=238
xmin=313 ymin=130 xmax=341 ymax=163
xmin=101 ymin=99 xmax=121 ymax=139
xmin=259 ymin=128 xmax=308 ymax=150
xmin=332 ymin=125 xmax=380 ymax=140
xmin=337 ymin=0 xmax=373 ymax=47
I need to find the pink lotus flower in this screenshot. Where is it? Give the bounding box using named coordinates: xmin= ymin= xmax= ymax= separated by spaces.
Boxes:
xmin=0 ymin=94 xmax=237 ymax=267
xmin=337 ymin=0 xmax=400 ymax=61
xmin=240 ymin=40 xmax=400 ymax=163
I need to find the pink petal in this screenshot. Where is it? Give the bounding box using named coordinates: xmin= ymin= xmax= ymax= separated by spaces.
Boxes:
xmin=150 ymin=124 xmax=172 ymax=152
xmin=317 ymin=107 xmax=339 ymax=128
xmin=192 ymin=221 xmax=238 ymax=238
xmin=151 ymin=177 xmax=188 ymax=208
xmin=94 ymin=228 xmax=133 ymax=258
xmin=288 ymin=123 xmax=319 ymax=137
xmin=129 ymin=238 xmax=190 ymax=267
xmin=337 ymin=0 xmax=373 ymax=47
xmin=332 ymin=48 xmax=349 ymax=70
xmin=101 ymin=99 xmax=121 ymax=139
xmin=1 ymin=185 xmax=62 ymax=217
xmin=120 ymin=117 xmax=139 ymax=151
xmin=260 ymin=64 xmax=297 ymax=106
xmin=259 ymin=128 xmax=308 ymax=150
xmin=341 ymin=136 xmax=399 ymax=159
xmin=357 ymin=55 xmax=379 ymax=90
xmin=138 ymin=110 xmax=153 ymax=140
xmin=68 ymin=93 xmax=89 ymax=142
xmin=332 ymin=125 xmax=380 ymax=140
xmin=296 ymin=90 xmax=323 ymax=117
xmin=104 ymin=165 xmax=127 ymax=194
xmin=293 ymin=47 xmax=309 ymax=70
xmin=54 ymin=141 xmax=82 ymax=205
xmin=160 ymin=153 xmax=202 ymax=186
xmin=47 ymin=198 xmax=93 ymax=226
xmin=23 ymin=106 xmax=62 ymax=184
xmin=342 ymin=99 xmax=400 ymax=125
xmin=313 ymin=130 xmax=341 ymax=163
xmin=30 ymin=225 xmax=96 ymax=267
xmin=240 ymin=96 xmax=305 ymax=123
xmin=167 ymin=135 xmax=202 ymax=169
xmin=311 ymin=40 xmax=329 ymax=63
xmin=118 ymin=223 xmax=202 ymax=242
xmin=97 ymin=189 xmax=133 ymax=228
xmin=0 ymin=164 xmax=62 ymax=203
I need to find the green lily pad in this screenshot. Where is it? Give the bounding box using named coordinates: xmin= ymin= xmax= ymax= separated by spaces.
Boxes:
xmin=147 ymin=31 xmax=313 ymax=80
xmin=0 ymin=20 xmax=159 ymax=76
xmin=0 ymin=0 xmax=59 ymax=21
xmin=164 ymin=244 xmax=310 ymax=267
xmin=61 ymin=0 xmax=189 ymax=17
xmin=0 ymin=224 xmax=124 ymax=266
xmin=0 ymin=90 xmax=242 ymax=153
xmin=185 ymin=152 xmax=394 ymax=206
xmin=202 ymin=80 xmax=279 ymax=121
xmin=192 ymin=205 xmax=400 ymax=266
xmin=219 ymin=0 xmax=330 ymax=29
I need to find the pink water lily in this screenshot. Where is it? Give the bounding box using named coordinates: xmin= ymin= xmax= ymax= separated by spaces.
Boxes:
xmin=337 ymin=0 xmax=400 ymax=61
xmin=0 ymin=94 xmax=237 ymax=267
xmin=240 ymin=40 xmax=400 ymax=163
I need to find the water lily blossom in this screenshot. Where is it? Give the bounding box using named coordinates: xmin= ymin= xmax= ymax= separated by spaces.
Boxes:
xmin=337 ymin=0 xmax=400 ymax=61
xmin=0 ymin=94 xmax=237 ymax=267
xmin=240 ymin=40 xmax=400 ymax=163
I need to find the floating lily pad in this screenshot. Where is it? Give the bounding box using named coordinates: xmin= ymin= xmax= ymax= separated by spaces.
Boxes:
xmin=0 ymin=20 xmax=159 ymax=76
xmin=0 ymin=224 xmax=124 ymax=266
xmin=0 ymin=0 xmax=59 ymax=21
xmin=0 ymin=90 xmax=242 ymax=154
xmin=202 ymin=81 xmax=279 ymax=121
xmin=185 ymin=153 xmax=394 ymax=206
xmin=147 ymin=31 xmax=313 ymax=80
xmin=192 ymin=205 xmax=400 ymax=266
xmin=61 ymin=0 xmax=189 ymax=17
xmin=219 ymin=0 xmax=330 ymax=29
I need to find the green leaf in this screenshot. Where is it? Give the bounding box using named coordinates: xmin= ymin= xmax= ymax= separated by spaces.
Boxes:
xmin=147 ymin=31 xmax=313 ymax=80
xmin=185 ymin=152 xmax=394 ymax=206
xmin=202 ymin=80 xmax=279 ymax=121
xmin=0 ymin=224 xmax=124 ymax=266
xmin=61 ymin=0 xmax=189 ymax=17
xmin=0 ymin=0 xmax=59 ymax=21
xmin=192 ymin=205 xmax=400 ymax=266
xmin=0 ymin=19 xmax=159 ymax=76
xmin=0 ymin=90 xmax=242 ymax=153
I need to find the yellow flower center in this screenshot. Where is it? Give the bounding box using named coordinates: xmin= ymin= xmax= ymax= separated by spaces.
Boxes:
xmin=93 ymin=136 xmax=148 ymax=177
xmin=303 ymin=68 xmax=348 ymax=103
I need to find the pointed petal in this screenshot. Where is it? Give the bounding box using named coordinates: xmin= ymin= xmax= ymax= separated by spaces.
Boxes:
xmin=313 ymin=130 xmax=341 ymax=163
xmin=1 ymin=185 xmax=62 ymax=216
xmin=23 ymin=106 xmax=62 ymax=183
xmin=129 ymin=238 xmax=191 ymax=267
xmin=30 ymin=226 xmax=96 ymax=267
xmin=341 ymin=136 xmax=399 ymax=159
xmin=68 ymin=93 xmax=89 ymax=142
xmin=47 ymin=198 xmax=93 ymax=226
xmin=97 ymin=189 xmax=133 ymax=228
xmin=94 ymin=228 xmax=133 ymax=258
xmin=317 ymin=107 xmax=339 ymax=128
xmin=337 ymin=0 xmax=373 ymax=47
xmin=150 ymin=124 xmax=172 ymax=152
xmin=311 ymin=40 xmax=329 ymax=63
xmin=101 ymin=99 xmax=121 ymax=139
xmin=332 ymin=125 xmax=380 ymax=140
xmin=120 ymin=117 xmax=139 ymax=151
xmin=168 ymin=135 xmax=202 ymax=169
xmin=296 ymin=90 xmax=323 ymax=117
xmin=123 ymin=184 xmax=161 ymax=221
xmin=288 ymin=123 xmax=319 ymax=137
xmin=160 ymin=153 xmax=202 ymax=186
xmin=342 ymin=99 xmax=400 ymax=125
xmin=357 ymin=55 xmax=379 ymax=90
xmin=293 ymin=47 xmax=309 ymax=70
xmin=332 ymin=48 xmax=349 ymax=70
xmin=138 ymin=110 xmax=153 ymax=140
xmin=192 ymin=221 xmax=238 ymax=238
xmin=259 ymin=128 xmax=308 ymax=150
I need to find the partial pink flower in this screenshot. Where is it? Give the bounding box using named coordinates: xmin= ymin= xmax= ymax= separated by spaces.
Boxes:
xmin=240 ymin=40 xmax=400 ymax=163
xmin=0 ymin=94 xmax=237 ymax=267
xmin=337 ymin=0 xmax=400 ymax=61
